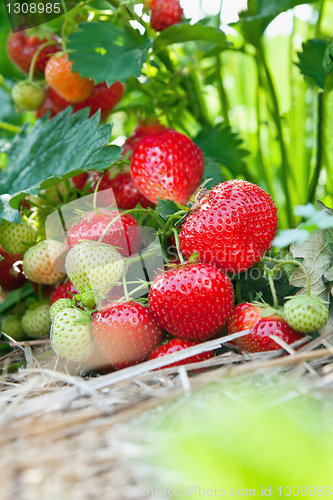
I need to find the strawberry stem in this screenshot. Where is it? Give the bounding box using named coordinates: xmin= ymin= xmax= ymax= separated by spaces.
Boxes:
xmin=263 ymin=256 xmax=311 ymax=296
xmin=267 ymin=270 xmax=279 ymax=310
xmin=171 ymin=228 xmax=184 ymax=264
xmin=122 ymin=271 xmax=130 ymax=301
xmin=0 ymin=122 xmax=21 ymax=134
xmin=93 ymin=171 xmax=107 ymax=211
xmin=28 ymin=41 xmax=57 ymax=82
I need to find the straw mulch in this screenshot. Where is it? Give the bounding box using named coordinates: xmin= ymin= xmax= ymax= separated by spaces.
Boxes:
xmin=1 ymin=328 xmax=333 ymax=500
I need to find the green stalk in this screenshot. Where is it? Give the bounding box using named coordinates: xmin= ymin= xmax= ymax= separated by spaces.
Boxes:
xmin=0 ymin=122 xmax=21 ymax=134
xmin=308 ymin=91 xmax=324 ymax=203
xmin=256 ymin=41 xmax=294 ymax=228
xmin=315 ymin=0 xmax=325 ymax=37
xmin=28 ymin=41 xmax=57 ymax=82
xmin=0 ymin=75 xmax=11 ymax=94
xmin=216 ymin=55 xmax=230 ymax=127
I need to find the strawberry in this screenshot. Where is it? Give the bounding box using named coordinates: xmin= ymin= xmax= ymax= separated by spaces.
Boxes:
xmin=6 ymin=31 xmax=61 ymax=75
xmin=35 ymin=87 xmax=69 ymax=119
xmin=71 ymin=172 xmax=89 ymax=190
xmin=92 ymin=302 xmax=163 ymax=370
xmin=1 ymin=315 xmax=25 ymax=341
xmin=23 ymin=240 xmax=66 ymax=285
xmin=225 ymin=302 xmax=305 ymax=353
xmin=148 ymin=262 xmax=234 ymax=341
xmin=65 ymin=241 xmax=125 ymax=294
xmin=50 ymin=279 xmax=79 ymax=306
xmin=22 ymin=304 xmax=52 ymax=338
xmin=283 ymin=295 xmax=329 ymax=333
xmin=149 ymin=0 xmax=183 ymax=31
xmin=49 ymin=298 xmax=73 ymax=321
xmin=65 ymin=210 xmax=141 ymax=257
xmin=0 ymin=218 xmax=37 ymax=255
xmin=0 ymin=247 xmax=26 ymax=292
xmin=45 ymin=53 xmax=94 ymax=103
xmin=149 ymin=338 xmax=214 ymax=369
xmin=131 ymin=130 xmax=204 ymax=205
xmin=51 ymin=308 xmax=95 ymax=362
xmin=73 ymin=81 xmax=125 ymax=121
xmin=179 ymin=180 xmax=278 ymax=274
xmin=84 ymin=344 xmax=114 ymax=373
xmin=91 ymin=172 xmax=154 ymax=210
xmin=12 ymin=81 xmax=46 ymax=111
xmin=122 ymin=120 xmax=167 ymax=158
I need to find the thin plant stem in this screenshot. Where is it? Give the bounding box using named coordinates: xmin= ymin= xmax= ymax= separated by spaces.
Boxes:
xmin=315 ymin=0 xmax=325 ymax=37
xmin=0 ymin=122 xmax=21 ymax=134
xmin=28 ymin=41 xmax=57 ymax=82
xmin=267 ymin=271 xmax=279 ymax=310
xmin=122 ymin=271 xmax=130 ymax=302
xmin=263 ymin=257 xmax=311 ymax=296
xmin=308 ymin=91 xmax=324 ymax=203
xmin=171 ymin=228 xmax=184 ymax=263
xmin=256 ymin=41 xmax=294 ymax=228
xmin=93 ymin=172 xmax=106 ymax=211
xmin=216 ymin=55 xmax=230 ymax=127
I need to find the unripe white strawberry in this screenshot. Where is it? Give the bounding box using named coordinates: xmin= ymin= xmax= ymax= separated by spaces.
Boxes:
xmin=1 ymin=315 xmax=25 ymax=341
xmin=51 ymin=308 xmax=95 ymax=362
xmin=65 ymin=240 xmax=125 ymax=294
xmin=0 ymin=218 xmax=37 ymax=255
xmin=283 ymin=295 xmax=329 ymax=334
xmin=49 ymin=298 xmax=72 ymax=321
xmin=22 ymin=304 xmax=52 ymax=338
xmin=23 ymin=239 xmax=66 ymax=285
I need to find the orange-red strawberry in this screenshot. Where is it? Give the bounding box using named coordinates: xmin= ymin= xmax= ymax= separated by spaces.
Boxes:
xmin=65 ymin=210 xmax=140 ymax=257
xmin=149 ymin=338 xmax=213 ymax=369
xmin=45 ymin=53 xmax=94 ymax=103
xmin=122 ymin=120 xmax=167 ymax=158
xmin=179 ymin=180 xmax=278 ymax=274
xmin=225 ymin=303 xmax=305 ymax=353
xmin=92 ymin=302 xmax=163 ymax=370
xmin=148 ymin=262 xmax=234 ymax=341
xmin=73 ymin=81 xmax=125 ymax=120
xmin=131 ymin=130 xmax=204 ymax=204
xmin=7 ymin=31 xmax=61 ymax=75
xmin=150 ymin=0 xmax=183 ymax=31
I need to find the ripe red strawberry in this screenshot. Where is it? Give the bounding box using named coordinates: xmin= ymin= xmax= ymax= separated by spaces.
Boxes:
xmin=0 ymin=247 xmax=26 ymax=292
xmin=92 ymin=302 xmax=163 ymax=370
xmin=65 ymin=210 xmax=141 ymax=257
xmin=73 ymin=81 xmax=125 ymax=121
xmin=149 ymin=338 xmax=213 ymax=369
xmin=149 ymin=0 xmax=183 ymax=31
xmin=122 ymin=120 xmax=167 ymax=158
xmin=179 ymin=180 xmax=278 ymax=274
xmin=226 ymin=303 xmax=305 ymax=353
xmin=45 ymin=53 xmax=94 ymax=103
xmin=148 ymin=262 xmax=234 ymax=341
xmin=35 ymin=87 xmax=69 ymax=119
xmin=6 ymin=31 xmax=61 ymax=75
xmin=49 ymin=279 xmax=79 ymax=306
xmin=131 ymin=130 xmax=205 ymax=204
xmin=91 ymin=172 xmax=154 ymax=210
xmin=71 ymin=172 xmax=89 ymax=190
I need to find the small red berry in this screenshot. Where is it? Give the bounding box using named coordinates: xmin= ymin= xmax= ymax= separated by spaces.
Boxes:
xmin=149 ymin=0 xmax=183 ymax=31
xmin=122 ymin=120 xmax=167 ymax=158
xmin=0 ymin=247 xmax=26 ymax=292
xmin=149 ymin=338 xmax=213 ymax=369
xmin=73 ymin=81 xmax=125 ymax=121
xmin=226 ymin=303 xmax=305 ymax=353
xmin=49 ymin=279 xmax=79 ymax=306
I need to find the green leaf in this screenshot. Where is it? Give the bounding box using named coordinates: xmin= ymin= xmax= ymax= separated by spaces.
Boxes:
xmin=0 ymin=107 xmax=122 ymax=211
xmin=0 ymin=194 xmax=22 ymax=223
xmin=289 ymin=230 xmax=333 ymax=299
xmin=194 ymin=125 xmax=249 ymax=176
xmin=68 ymin=22 xmax=152 ymax=85
xmin=234 ymin=0 xmax=316 ymax=42
xmin=296 ymin=39 xmax=331 ymax=89
xmin=317 ymin=199 xmax=333 ymax=216
xmin=153 ymin=23 xmax=229 ymax=53
xmin=156 ymin=199 xmax=183 ymax=220
xmin=241 ymin=270 xmax=298 ymax=307
xmin=202 ymin=157 xmax=224 ymax=189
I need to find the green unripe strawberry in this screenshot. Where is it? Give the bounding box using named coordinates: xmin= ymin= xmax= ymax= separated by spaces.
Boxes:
xmin=65 ymin=240 xmax=125 ymax=294
xmin=22 ymin=304 xmax=52 ymax=338
xmin=79 ymin=289 xmax=96 ymax=309
xmin=51 ymin=308 xmax=94 ymax=362
xmin=1 ymin=315 xmax=25 ymax=341
xmin=49 ymin=298 xmax=72 ymax=322
xmin=283 ymin=295 xmax=329 ymax=334
xmin=0 ymin=218 xmax=37 ymax=255
xmin=12 ymin=81 xmax=46 ymax=111
xmin=23 ymin=239 xmax=66 ymax=285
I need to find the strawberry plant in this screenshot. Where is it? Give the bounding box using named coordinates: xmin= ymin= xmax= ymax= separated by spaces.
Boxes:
xmin=0 ymin=0 xmax=332 ymax=376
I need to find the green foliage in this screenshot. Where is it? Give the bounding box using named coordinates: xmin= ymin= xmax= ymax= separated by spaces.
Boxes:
xmin=156 ymin=199 xmax=182 ymax=220
xmin=68 ymin=22 xmax=152 ymax=85
xmin=0 ymin=108 xmax=122 ymax=216
xmin=194 ymin=125 xmax=249 ymax=176
xmin=153 ymin=22 xmax=229 ymax=53
xmin=202 ymin=158 xmax=224 ymax=189
xmin=297 ymin=39 xmax=332 ymax=89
